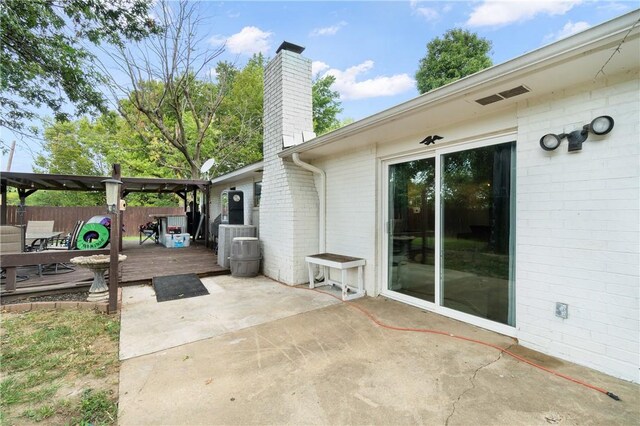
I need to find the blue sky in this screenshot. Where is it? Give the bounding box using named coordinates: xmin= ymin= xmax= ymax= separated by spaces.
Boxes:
xmin=3 ymin=0 xmax=635 ymax=172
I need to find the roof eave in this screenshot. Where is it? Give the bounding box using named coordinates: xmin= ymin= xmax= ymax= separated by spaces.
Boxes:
xmin=210 ymin=161 xmax=264 ymax=185
xmin=279 ymin=10 xmax=640 ymax=159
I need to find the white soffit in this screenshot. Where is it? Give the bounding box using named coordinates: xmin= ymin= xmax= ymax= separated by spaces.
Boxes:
xmin=210 ymin=162 xmax=264 ymax=185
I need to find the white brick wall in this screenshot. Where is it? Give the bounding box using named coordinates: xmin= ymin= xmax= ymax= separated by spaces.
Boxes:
xmin=257 ymin=43 xmax=638 ymax=382
xmin=260 ymin=49 xmax=318 ymax=285
xmin=314 ymin=147 xmax=378 ymax=295
xmin=515 ymin=73 xmax=640 ymax=382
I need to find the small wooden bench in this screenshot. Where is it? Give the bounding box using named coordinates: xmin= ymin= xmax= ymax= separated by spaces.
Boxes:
xmin=305 ymin=253 xmax=365 ymax=301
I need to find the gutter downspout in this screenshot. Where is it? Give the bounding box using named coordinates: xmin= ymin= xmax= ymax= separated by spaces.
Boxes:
xmin=292 ymin=153 xmax=326 ymax=280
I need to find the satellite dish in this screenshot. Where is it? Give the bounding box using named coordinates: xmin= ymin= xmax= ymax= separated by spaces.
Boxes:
xmin=200 ymin=158 xmax=216 ymax=174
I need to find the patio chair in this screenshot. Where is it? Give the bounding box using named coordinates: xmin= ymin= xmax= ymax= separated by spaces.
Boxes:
xmin=139 ymin=221 xmax=159 ymax=245
xmin=0 ymin=225 xmax=29 ymax=282
xmin=25 ymin=220 xmax=55 ymax=251
xmin=25 ymin=220 xmax=55 ymax=235
xmin=45 ymin=220 xmax=85 ymax=251
xmin=29 ymin=221 xmax=84 ymax=275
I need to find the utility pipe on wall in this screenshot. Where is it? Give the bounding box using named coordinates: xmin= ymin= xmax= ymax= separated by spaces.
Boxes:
xmin=292 ymin=153 xmax=325 ymax=254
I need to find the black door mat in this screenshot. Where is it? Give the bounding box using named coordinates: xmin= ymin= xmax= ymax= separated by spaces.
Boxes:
xmin=152 ymin=273 xmax=210 ymax=303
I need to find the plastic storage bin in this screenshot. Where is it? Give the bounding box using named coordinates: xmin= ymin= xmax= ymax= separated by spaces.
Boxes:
xmin=163 ymin=233 xmax=191 ymax=248
xmin=230 ymin=237 xmax=261 ymax=277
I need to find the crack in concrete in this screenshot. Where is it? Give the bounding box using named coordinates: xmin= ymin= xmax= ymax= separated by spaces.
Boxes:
xmin=445 ymin=344 xmax=514 ymax=426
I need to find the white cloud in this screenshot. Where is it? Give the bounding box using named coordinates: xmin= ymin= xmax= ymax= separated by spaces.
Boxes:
xmin=310 ymin=21 xmax=347 ymax=37
xmin=312 ymin=61 xmax=330 ymax=76
xmin=466 ymin=1 xmax=582 ymax=27
xmin=596 ymin=2 xmax=630 ymax=12
xmin=318 ymin=60 xmax=415 ymax=101
xmin=415 ymin=7 xmax=439 ymax=21
xmin=209 ymin=35 xmax=226 ymax=47
xmin=544 ymin=20 xmax=591 ymax=42
xmin=410 ymin=1 xmax=442 ymax=22
xmin=210 ymin=26 xmax=273 ymax=55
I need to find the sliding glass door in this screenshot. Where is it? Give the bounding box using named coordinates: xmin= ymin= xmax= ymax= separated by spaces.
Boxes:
xmin=385 ymin=140 xmax=516 ymax=327
xmin=440 ymin=142 xmax=515 ymax=326
xmin=387 ymin=157 xmax=436 ymax=302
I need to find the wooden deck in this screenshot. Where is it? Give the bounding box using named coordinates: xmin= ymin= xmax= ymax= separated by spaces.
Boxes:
xmin=1 ymin=240 xmax=228 ymax=301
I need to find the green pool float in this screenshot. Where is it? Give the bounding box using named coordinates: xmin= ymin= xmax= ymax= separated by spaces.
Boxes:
xmin=76 ymin=223 xmax=110 ymax=250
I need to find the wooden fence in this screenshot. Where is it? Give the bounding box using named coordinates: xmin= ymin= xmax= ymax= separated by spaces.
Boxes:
xmin=5 ymin=206 xmax=184 ymax=237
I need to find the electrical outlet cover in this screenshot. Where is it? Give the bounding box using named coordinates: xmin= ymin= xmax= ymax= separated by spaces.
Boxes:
xmin=555 ymin=302 xmax=568 ymax=319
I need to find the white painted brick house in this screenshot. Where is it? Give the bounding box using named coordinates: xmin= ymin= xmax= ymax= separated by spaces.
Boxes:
xmin=210 ymin=11 xmax=639 ymax=383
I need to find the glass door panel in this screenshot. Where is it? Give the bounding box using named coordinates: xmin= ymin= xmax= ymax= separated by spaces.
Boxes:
xmin=440 ymin=142 xmax=515 ymax=325
xmin=388 ymin=158 xmax=436 ymax=302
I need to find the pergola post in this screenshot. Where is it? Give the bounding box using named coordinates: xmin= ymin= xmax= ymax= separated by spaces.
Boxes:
xmin=204 ymin=184 xmax=210 ymax=248
xmin=119 ymin=193 xmax=124 ymax=252
xmin=108 ymin=164 xmax=122 ymax=314
xmin=1 ymin=181 xmax=6 ymax=225
xmin=17 ymin=190 xmax=27 ymax=228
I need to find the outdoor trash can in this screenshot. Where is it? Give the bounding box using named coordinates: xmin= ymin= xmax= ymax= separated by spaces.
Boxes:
xmin=230 ymin=237 xmax=261 ymax=277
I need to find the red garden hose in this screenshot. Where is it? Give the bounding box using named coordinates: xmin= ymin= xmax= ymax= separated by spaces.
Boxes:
xmin=294 ymin=284 xmax=621 ymax=401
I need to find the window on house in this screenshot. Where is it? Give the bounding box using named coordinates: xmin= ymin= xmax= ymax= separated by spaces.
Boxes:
xmin=254 ymin=181 xmax=262 ymax=207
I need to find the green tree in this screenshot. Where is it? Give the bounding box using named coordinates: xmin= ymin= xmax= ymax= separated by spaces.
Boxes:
xmin=312 ymin=75 xmax=343 ymax=135
xmin=110 ymin=0 xmax=231 ymax=179
xmin=113 ymin=0 xmax=345 ymax=176
xmin=33 ymin=115 xmax=116 ymax=206
xmin=0 ymin=0 xmax=158 ymax=150
xmin=35 ymin=118 xmax=110 ymax=176
xmin=34 ymin=113 xmax=179 ymax=206
xmin=415 ymin=29 xmax=492 ymax=94
xmin=214 ymin=55 xmax=265 ymax=174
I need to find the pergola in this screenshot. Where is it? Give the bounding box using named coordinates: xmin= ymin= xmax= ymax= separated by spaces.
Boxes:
xmin=0 ymin=165 xmax=211 ymax=312
xmin=0 ymin=168 xmax=211 ymax=242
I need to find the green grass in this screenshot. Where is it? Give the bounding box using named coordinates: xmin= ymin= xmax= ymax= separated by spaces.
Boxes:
xmin=443 ymin=249 xmax=509 ymax=279
xmin=403 ymin=236 xmax=509 ymax=279
xmin=441 ymin=238 xmax=509 ymax=279
xmin=0 ymin=309 xmax=120 ymax=425
xmin=75 ymin=389 xmax=118 ymax=425
xmin=22 ymin=405 xmax=55 ymax=422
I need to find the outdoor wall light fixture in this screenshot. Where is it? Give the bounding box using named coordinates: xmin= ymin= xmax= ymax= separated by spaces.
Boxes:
xmin=102 ymin=178 xmax=122 ymax=214
xmin=540 ymin=115 xmax=614 ymax=152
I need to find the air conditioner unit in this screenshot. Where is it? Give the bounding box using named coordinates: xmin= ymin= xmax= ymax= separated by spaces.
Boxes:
xmin=217 ymin=225 xmax=256 ymax=268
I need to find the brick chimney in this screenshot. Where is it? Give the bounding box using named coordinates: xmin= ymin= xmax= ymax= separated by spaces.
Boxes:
xmin=259 ymin=42 xmax=319 ymax=285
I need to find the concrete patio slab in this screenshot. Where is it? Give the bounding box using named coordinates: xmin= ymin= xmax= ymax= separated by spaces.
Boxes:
xmin=119 ymin=275 xmax=340 ymax=359
xmin=118 ymin=280 xmax=639 ymax=425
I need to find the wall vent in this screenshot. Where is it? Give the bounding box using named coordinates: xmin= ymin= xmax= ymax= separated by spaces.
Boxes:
xmin=475 ymin=85 xmax=531 ymax=106
xmin=475 ymin=94 xmax=504 ymax=105
xmin=499 ymin=85 xmax=530 ymax=99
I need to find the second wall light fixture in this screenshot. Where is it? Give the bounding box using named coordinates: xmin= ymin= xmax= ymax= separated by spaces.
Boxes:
xmin=540 ymin=115 xmax=614 ymax=152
